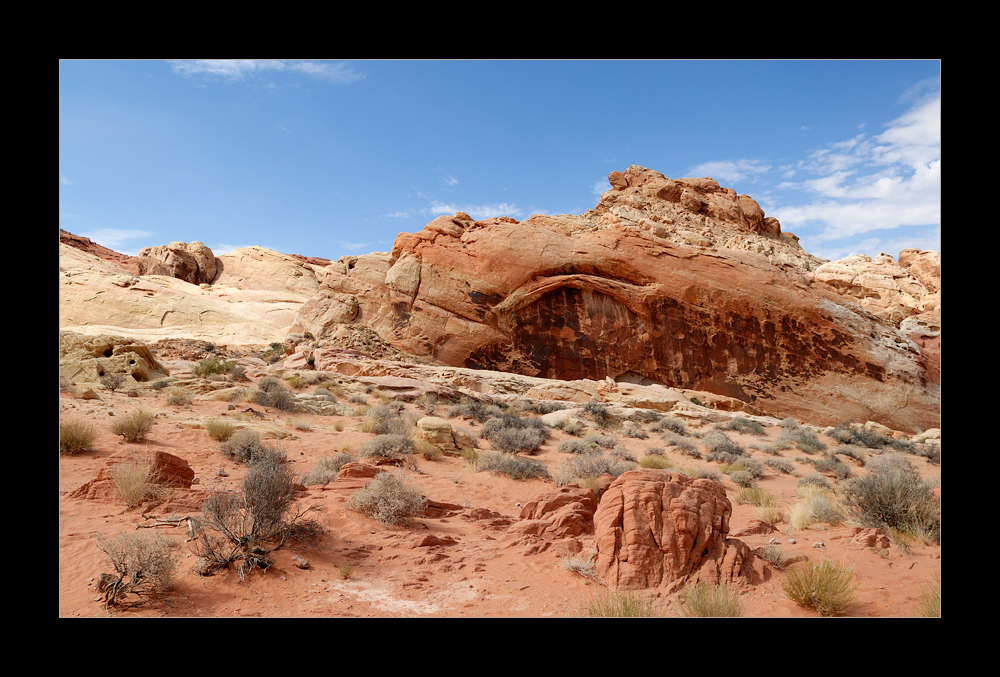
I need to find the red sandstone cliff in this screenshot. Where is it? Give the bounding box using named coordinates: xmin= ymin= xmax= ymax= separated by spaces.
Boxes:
xmin=291 ymin=166 xmax=940 ymax=433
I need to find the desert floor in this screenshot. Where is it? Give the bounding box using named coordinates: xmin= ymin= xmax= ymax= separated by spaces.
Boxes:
xmin=59 ymin=354 xmax=941 ymax=618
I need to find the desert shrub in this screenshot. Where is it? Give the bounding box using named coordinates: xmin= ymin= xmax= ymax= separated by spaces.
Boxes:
xmin=723 ymin=456 xmax=765 ymax=480
xmin=447 ymin=397 xmax=502 ymax=423
xmin=413 ymin=438 xmax=443 ymax=461
xmin=622 ymin=420 xmax=648 ymax=439
xmin=110 ymin=410 xmax=155 ymax=443
xmin=788 ymin=430 xmax=827 ymax=454
xmin=60 ymin=420 xmax=98 ymax=455
xmin=112 ymin=454 xmax=166 ymax=509
xmin=727 ymin=470 xmax=756 ymax=488
xmin=798 ymin=472 xmax=832 ymax=491
xmin=651 ymin=416 xmax=688 ymax=436
xmin=95 ymin=530 xmax=180 ymax=609
xmin=755 ymin=543 xmax=787 ymax=568
xmin=485 ymin=426 xmax=547 ymax=455
xmin=675 ymin=465 xmax=724 ymax=483
xmin=253 ymin=377 xmax=297 ymax=412
xmin=789 ymin=485 xmax=844 ymax=529
xmin=556 ymin=453 xmax=635 ymax=485
xmin=561 ymin=552 xmax=596 ymax=579
xmin=362 ymin=403 xmax=412 ymax=436
xmin=481 ymin=414 xmax=549 ymax=454
xmin=558 ymin=439 xmax=599 ymax=455
xmin=702 ymin=431 xmax=745 ymax=460
xmin=582 ymin=399 xmax=617 ymax=429
xmin=916 ymin=574 xmax=941 ymax=617
xmin=716 ymin=416 xmax=764 ymax=436
xmin=166 ymin=388 xmax=193 ymax=406
xmin=219 ymin=428 xmax=279 ymax=465
xmin=100 ymin=371 xmax=127 ymax=392
xmin=196 ymin=452 xmax=324 ymax=578
xmin=206 ymin=419 xmax=238 ymax=442
xmin=765 ymin=458 xmax=796 ymax=475
xmin=301 ymin=451 xmax=355 ymax=486
xmin=803 ymin=454 xmax=853 ymax=480
xmin=663 ymin=435 xmax=701 ymax=458
xmin=586 ymin=590 xmax=657 ymax=617
xmin=840 ymin=453 xmax=941 ymax=545
xmin=757 ymin=505 xmax=784 ymax=526
xmin=782 ymin=559 xmax=858 ymax=616
xmin=559 ymin=419 xmax=587 ymax=437
xmin=192 ymin=355 xmax=236 ymax=377
xmin=346 ymin=469 xmax=427 ymax=527
xmin=639 ymin=455 xmax=675 ymax=470
xmin=583 ymin=432 xmax=618 ymax=450
xmin=833 ymin=444 xmax=868 ymax=466
xmin=476 ymin=450 xmax=550 ymax=480
xmin=679 ymin=582 xmax=743 ymax=617
xmin=357 ymin=434 xmax=414 ymax=462
xmin=735 ymin=486 xmax=776 ymax=507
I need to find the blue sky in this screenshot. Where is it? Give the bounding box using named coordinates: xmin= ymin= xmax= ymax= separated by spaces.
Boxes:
xmin=59 ymin=59 xmax=940 ymax=263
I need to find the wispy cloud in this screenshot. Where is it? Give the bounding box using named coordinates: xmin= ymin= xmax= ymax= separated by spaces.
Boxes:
xmin=427 ymin=201 xmax=522 ymax=221
xmin=443 ymin=175 xmax=459 ymax=187
xmin=168 ymin=59 xmax=366 ymax=84
xmin=683 ymin=158 xmax=773 ymax=184
xmin=78 ymin=228 xmax=154 ymax=256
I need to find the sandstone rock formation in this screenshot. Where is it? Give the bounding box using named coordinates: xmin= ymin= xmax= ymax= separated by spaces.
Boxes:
xmin=593 ymin=469 xmax=760 ymax=591
xmin=59 ymin=330 xmax=170 ymax=387
xmin=136 ymin=241 xmax=220 ymax=285
xmin=290 ymin=166 xmax=940 ymax=433
xmin=60 ymin=238 xmax=328 ymax=345
xmin=69 ymin=450 xmax=195 ymax=502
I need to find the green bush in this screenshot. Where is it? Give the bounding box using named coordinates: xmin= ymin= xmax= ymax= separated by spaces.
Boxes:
xmin=192 ymin=355 xmax=236 ymax=377
xmin=60 ymin=420 xmax=98 ymax=455
xmin=782 ymin=559 xmax=858 ymax=616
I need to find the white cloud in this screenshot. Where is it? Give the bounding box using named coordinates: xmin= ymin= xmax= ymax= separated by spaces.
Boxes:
xmin=770 ymin=90 xmax=940 ymax=253
xmin=169 ymin=60 xmax=365 ymax=84
xmin=60 ymin=173 xmax=74 ymax=186
xmin=683 ymin=158 xmax=772 ymax=184
xmin=443 ymin=176 xmax=459 ymax=187
xmin=78 ymin=228 xmax=154 ymax=255
xmin=427 ymin=201 xmax=522 ymax=221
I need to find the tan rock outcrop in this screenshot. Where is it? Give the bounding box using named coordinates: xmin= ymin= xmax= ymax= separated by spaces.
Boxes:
xmin=59 ymin=331 xmax=170 ymax=387
xmin=137 ymin=241 xmax=220 ymax=284
xmin=290 ymin=166 xmax=939 ymax=432
xmin=415 ymin=416 xmax=473 ymax=455
xmin=593 ymin=469 xmax=759 ymax=590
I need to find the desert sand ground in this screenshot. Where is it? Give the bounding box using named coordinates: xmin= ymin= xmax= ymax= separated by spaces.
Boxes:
xmin=59 ymin=350 xmax=941 ymax=618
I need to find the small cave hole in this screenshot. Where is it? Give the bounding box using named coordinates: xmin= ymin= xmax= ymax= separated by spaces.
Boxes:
xmin=103 ymin=348 xmax=114 ymax=358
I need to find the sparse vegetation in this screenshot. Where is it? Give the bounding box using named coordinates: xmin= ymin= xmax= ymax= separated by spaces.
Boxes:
xmin=60 ymin=420 xmax=98 ymax=455
xmin=95 ymin=530 xmax=180 ymax=609
xmin=840 ymin=453 xmax=941 ymax=545
xmin=585 ymin=589 xmax=657 ymax=617
xmin=356 ymin=434 xmax=414 ymax=462
xmin=219 ymin=428 xmax=282 ymax=465
xmin=100 ymin=371 xmax=127 ymax=392
xmin=782 ymin=558 xmax=858 ymax=616
xmin=254 ymin=376 xmax=297 ymax=412
xmin=476 ymin=450 xmax=550 ymax=480
xmin=110 ymin=409 xmax=155 ymax=443
xmin=480 ymin=414 xmax=549 ymax=454
xmin=679 ymin=581 xmax=744 ymax=617
xmin=716 ymin=416 xmax=764 ymax=436
xmin=346 ymin=469 xmax=427 ymax=527
xmin=206 ymin=419 xmax=238 ymax=442
xmin=301 ymin=451 xmax=355 ymax=485
xmin=192 ymin=355 xmax=236 ymax=377
xmin=362 ymin=403 xmax=413 ymax=436
xmin=112 ymin=454 xmax=166 ymax=509
xmin=195 ymin=451 xmax=324 ymax=578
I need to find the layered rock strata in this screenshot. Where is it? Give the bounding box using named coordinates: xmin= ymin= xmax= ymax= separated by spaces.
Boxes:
xmin=291 ymin=166 xmax=940 ymax=433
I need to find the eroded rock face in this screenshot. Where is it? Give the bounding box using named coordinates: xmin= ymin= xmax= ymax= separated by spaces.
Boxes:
xmin=137 ymin=241 xmax=219 ymax=285
xmin=59 ymin=331 xmax=170 ymax=387
xmin=291 ymin=166 xmax=940 ymax=432
xmin=593 ymin=469 xmax=758 ymax=590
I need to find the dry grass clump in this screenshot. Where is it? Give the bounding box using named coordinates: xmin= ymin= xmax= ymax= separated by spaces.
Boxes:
xmin=112 ymin=454 xmax=166 ymax=509
xmin=206 ymin=419 xmax=238 ymax=442
xmin=301 ymin=451 xmax=355 ymax=486
xmin=219 ymin=428 xmax=283 ymax=465
xmin=789 ymin=485 xmax=845 ymax=530
xmin=362 ymin=403 xmax=413 ymax=436
xmin=585 ymin=589 xmax=657 ymax=617
xmin=346 ymin=470 xmax=427 ymax=527
xmin=916 ymin=574 xmax=941 ymax=617
xmin=554 ymin=453 xmax=635 ymax=486
xmin=639 ymin=454 xmax=675 ymax=470
xmin=782 ymin=558 xmax=858 ymax=616
xmin=110 ymin=410 xmax=155 ymax=443
xmin=60 ymin=420 xmax=98 ymax=455
xmin=679 ymin=581 xmax=744 ymax=617
xmin=95 ymin=530 xmax=180 ymax=609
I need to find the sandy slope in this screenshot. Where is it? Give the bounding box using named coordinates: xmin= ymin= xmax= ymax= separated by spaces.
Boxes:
xmin=59 ymin=356 xmax=941 ymax=618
